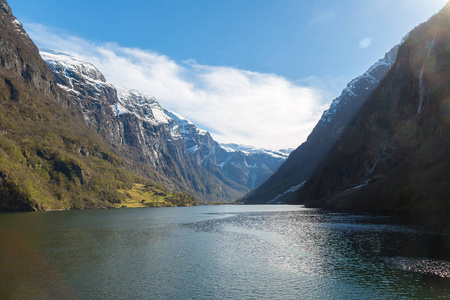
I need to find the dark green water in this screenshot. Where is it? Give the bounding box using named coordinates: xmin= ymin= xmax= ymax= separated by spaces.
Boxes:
xmin=0 ymin=205 xmax=449 ymax=299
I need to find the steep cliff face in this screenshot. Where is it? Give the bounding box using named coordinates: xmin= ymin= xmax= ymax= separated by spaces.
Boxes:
xmin=244 ymin=44 xmax=399 ymax=204
xmin=0 ymin=1 xmax=65 ymax=105
xmin=0 ymin=0 xmax=157 ymax=211
xmin=298 ymin=4 xmax=450 ymax=212
xmin=167 ymin=111 xmax=290 ymax=190
xmin=41 ymin=49 xmax=247 ymax=201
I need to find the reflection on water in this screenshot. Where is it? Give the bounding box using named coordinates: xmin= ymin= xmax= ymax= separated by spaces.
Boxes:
xmin=385 ymin=257 xmax=450 ymax=278
xmin=0 ymin=206 xmax=449 ymax=299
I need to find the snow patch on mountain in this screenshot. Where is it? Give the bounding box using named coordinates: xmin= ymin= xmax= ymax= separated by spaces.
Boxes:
xmin=220 ymin=143 xmax=292 ymax=159
xmin=220 ymin=145 xmax=237 ymax=153
xmin=115 ymin=86 xmax=173 ymax=125
xmin=166 ymin=110 xmax=208 ymax=136
xmin=112 ymin=103 xmax=128 ymax=117
xmin=11 ymin=19 xmax=21 ymax=27
xmin=57 ymin=83 xmax=81 ymax=96
xmin=42 ymin=49 xmax=175 ymax=125
xmin=41 ymin=49 xmax=107 ymax=82
xmin=267 ymin=180 xmax=307 ymax=204
xmin=11 ymin=17 xmax=29 ymax=37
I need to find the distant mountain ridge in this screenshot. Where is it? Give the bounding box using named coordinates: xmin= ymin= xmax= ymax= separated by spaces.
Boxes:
xmin=165 ymin=109 xmax=290 ymax=189
xmin=244 ymin=43 xmax=399 ymax=204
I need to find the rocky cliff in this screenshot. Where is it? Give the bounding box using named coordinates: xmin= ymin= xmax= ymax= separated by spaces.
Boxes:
xmin=0 ymin=1 xmax=61 ymax=102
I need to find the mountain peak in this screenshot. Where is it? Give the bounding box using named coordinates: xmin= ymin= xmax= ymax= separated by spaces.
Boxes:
xmin=165 ymin=110 xmax=208 ymax=136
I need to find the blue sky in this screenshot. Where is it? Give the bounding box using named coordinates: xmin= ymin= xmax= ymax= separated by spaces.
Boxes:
xmin=8 ymin=0 xmax=447 ymax=149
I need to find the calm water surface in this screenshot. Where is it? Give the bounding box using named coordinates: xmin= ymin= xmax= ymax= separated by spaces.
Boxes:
xmin=0 ymin=205 xmax=449 ymax=299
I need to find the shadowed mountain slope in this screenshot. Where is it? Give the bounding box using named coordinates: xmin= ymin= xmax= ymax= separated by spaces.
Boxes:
xmin=244 ymin=44 xmax=399 ymax=204
xmin=295 ymin=3 xmax=450 ymax=212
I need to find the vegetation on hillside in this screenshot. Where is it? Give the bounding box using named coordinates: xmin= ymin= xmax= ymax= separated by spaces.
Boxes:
xmin=0 ymin=39 xmax=196 ymax=212
xmin=117 ymin=183 xmax=197 ymax=207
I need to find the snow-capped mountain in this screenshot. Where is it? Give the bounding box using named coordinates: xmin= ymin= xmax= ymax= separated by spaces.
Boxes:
xmin=165 ymin=111 xmax=291 ymax=189
xmin=244 ymin=45 xmax=399 ymax=204
xmin=41 ymin=49 xmax=288 ymax=199
xmin=220 ymin=143 xmax=291 ymax=161
xmin=41 ymin=49 xmax=248 ymax=201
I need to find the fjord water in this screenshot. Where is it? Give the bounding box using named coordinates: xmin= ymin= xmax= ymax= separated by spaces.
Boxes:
xmin=0 ymin=206 xmax=449 ymax=299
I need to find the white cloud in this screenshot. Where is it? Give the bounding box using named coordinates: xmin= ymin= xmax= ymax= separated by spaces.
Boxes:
xmin=25 ymin=23 xmax=330 ymax=150
xmin=359 ymin=37 xmax=372 ymax=49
